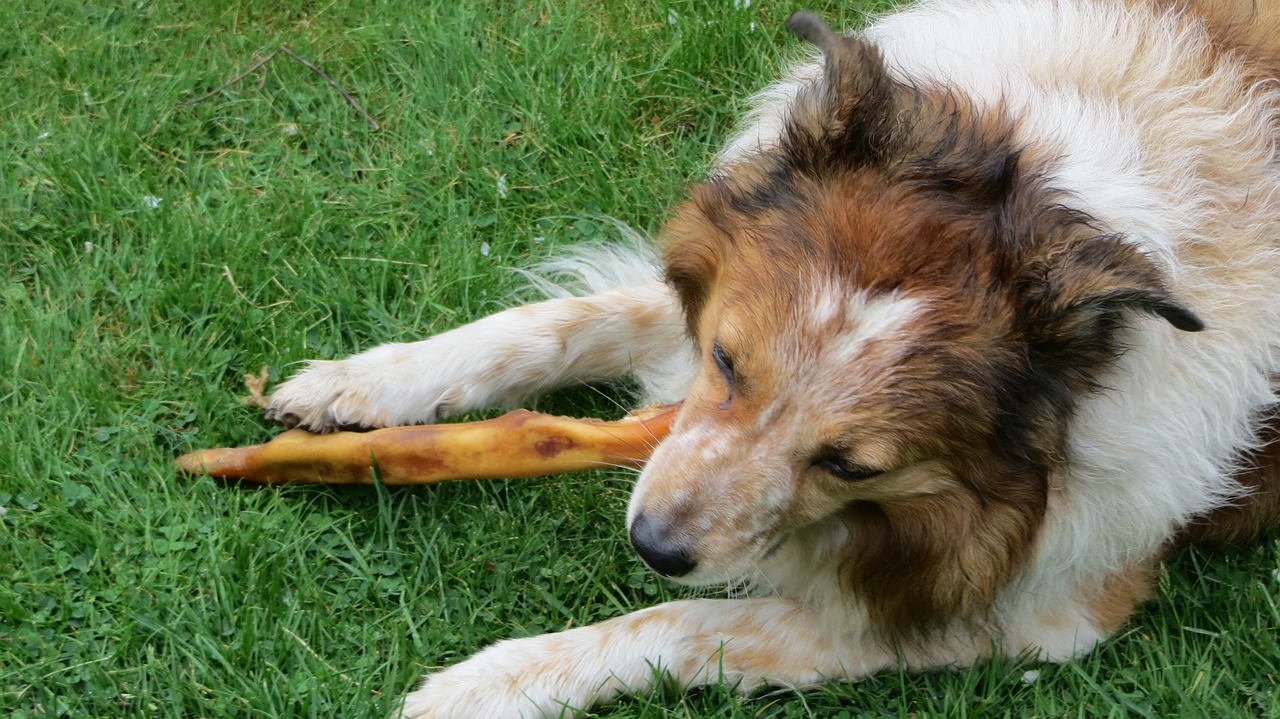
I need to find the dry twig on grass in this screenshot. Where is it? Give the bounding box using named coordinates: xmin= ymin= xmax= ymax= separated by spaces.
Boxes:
xmin=239 ymin=365 xmax=271 ymax=409
xmin=182 ymin=46 xmax=379 ymax=129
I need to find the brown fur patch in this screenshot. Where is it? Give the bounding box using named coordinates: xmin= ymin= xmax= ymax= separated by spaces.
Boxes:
xmin=841 ymin=453 xmax=1047 ymax=637
xmin=1086 ymin=562 xmax=1156 ymax=634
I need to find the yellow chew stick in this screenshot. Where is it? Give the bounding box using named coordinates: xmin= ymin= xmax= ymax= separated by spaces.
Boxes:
xmin=175 ymin=404 xmax=679 ymax=485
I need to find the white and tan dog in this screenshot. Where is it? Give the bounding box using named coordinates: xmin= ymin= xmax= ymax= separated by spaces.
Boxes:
xmin=264 ymin=1 xmax=1280 ymax=716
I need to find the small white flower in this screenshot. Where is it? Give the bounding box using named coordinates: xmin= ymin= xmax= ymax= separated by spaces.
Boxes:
xmin=84 ymin=242 xmax=95 ymax=253
xmin=480 ymin=241 xmax=491 ymax=257
xmin=141 ymin=195 xmax=162 ymax=210
xmin=36 ymin=131 xmax=50 ymax=141
xmin=668 ymin=8 xmax=678 ymax=25
xmin=750 ymin=21 xmax=757 ymax=32
xmin=734 ymin=0 xmax=751 ymax=8
xmin=1020 ymin=670 xmax=1040 ymax=684
xmin=82 ymin=90 xmax=93 ymax=105
xmin=496 ymin=174 xmax=509 ymax=200
xmin=282 ymin=123 xmax=299 ymax=136
xmin=532 ymin=236 xmax=545 ymax=243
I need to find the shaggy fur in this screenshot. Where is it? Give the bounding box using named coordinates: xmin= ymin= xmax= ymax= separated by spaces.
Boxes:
xmin=263 ymin=1 xmax=1280 ymax=716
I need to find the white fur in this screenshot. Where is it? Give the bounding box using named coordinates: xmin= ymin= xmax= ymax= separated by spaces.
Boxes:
xmin=830 ymin=291 xmax=922 ymax=363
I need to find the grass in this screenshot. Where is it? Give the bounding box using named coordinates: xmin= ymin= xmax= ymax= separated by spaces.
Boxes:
xmin=1 ymin=0 xmax=1278 ymax=717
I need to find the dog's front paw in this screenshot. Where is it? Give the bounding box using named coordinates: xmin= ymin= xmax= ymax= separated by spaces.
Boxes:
xmin=264 ymin=337 xmax=504 ymax=432
xmin=263 ymin=359 xmax=397 ymax=432
xmin=398 ymin=660 xmax=567 ymax=719
xmin=398 ymin=636 xmax=604 ymax=719
xmin=264 ymin=348 xmax=463 ymax=432
xmin=398 ymin=669 xmax=544 ymax=719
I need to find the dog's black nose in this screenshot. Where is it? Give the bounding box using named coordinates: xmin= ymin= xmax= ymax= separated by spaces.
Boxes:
xmin=629 ymin=512 xmax=697 ymax=578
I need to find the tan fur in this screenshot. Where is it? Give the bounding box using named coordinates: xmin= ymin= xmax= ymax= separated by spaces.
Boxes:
xmin=1146 ymin=0 xmax=1280 ymax=74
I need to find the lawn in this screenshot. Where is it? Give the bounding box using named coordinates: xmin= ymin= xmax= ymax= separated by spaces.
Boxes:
xmin=2 ymin=0 xmax=1279 ymax=717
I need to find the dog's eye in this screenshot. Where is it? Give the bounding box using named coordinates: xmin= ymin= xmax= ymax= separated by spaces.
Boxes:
xmin=814 ymin=456 xmax=883 ymax=482
xmin=711 ymin=340 xmax=736 ymax=408
xmin=712 ymin=340 xmax=735 ymax=387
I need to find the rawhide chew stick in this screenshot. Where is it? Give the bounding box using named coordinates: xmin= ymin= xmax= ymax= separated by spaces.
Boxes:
xmin=175 ymin=404 xmax=679 ymax=485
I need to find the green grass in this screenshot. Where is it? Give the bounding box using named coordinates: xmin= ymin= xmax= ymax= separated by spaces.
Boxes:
xmin=2 ymin=0 xmax=1278 ymax=717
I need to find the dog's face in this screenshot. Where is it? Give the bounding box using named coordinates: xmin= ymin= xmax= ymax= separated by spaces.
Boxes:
xmin=629 ymin=171 xmax=1032 ymax=587
xmin=626 ymin=21 xmax=1203 ymax=628
xmin=629 ymin=277 xmax=953 ymax=586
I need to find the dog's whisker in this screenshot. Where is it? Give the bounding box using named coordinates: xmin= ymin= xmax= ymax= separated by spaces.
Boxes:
xmin=577 ymin=459 xmax=643 ymax=476
xmin=573 ymin=418 xmax=668 ymax=459
xmin=570 ymin=378 xmax=636 ymax=416
xmin=564 ymin=377 xmax=676 ymax=451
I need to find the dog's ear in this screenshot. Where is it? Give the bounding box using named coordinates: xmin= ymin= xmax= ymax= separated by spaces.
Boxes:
xmin=661 ymin=182 xmax=736 ymax=340
xmin=1019 ymin=235 xmax=1204 ymax=364
xmin=784 ymin=12 xmax=897 ymax=170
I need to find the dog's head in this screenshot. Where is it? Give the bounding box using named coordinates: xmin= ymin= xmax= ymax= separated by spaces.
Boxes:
xmin=628 ymin=13 xmax=1202 ymax=634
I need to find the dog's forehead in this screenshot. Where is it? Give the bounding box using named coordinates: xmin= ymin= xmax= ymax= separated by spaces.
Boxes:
xmin=720 ymin=165 xmax=997 ymax=291
xmin=718 ymin=276 xmax=927 ymax=404
xmin=722 ymin=270 xmax=923 ymax=336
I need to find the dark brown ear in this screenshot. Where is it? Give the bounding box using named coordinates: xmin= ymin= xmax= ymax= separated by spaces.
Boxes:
xmin=660 ymin=183 xmax=736 ymax=340
xmin=784 ymin=11 xmax=897 ymax=169
xmin=1020 ymin=235 xmax=1204 ymax=364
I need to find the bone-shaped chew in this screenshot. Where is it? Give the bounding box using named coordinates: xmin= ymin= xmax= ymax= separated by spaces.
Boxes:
xmin=175 ymin=404 xmax=679 ymax=485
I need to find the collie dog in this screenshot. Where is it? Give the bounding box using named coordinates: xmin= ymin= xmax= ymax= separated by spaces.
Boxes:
xmin=263 ymin=1 xmax=1280 ymax=716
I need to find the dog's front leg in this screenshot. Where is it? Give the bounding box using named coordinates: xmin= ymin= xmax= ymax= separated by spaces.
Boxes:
xmin=265 ymin=282 xmax=691 ymax=432
xmin=399 ymin=597 xmax=894 ymax=719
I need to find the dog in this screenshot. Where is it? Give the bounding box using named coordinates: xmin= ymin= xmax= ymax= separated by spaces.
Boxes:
xmin=262 ymin=1 xmax=1280 ymax=716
